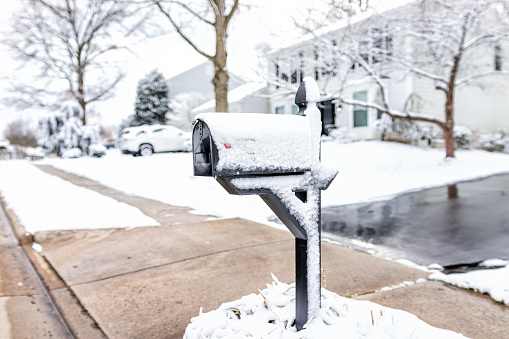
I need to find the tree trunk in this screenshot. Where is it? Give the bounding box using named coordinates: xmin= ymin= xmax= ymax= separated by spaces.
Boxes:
xmin=213 ymin=64 xmax=229 ymax=112
xmin=213 ymin=0 xmax=229 ymax=112
xmin=78 ymin=66 xmax=87 ymax=125
xmin=443 ymin=124 xmax=455 ymax=158
xmin=447 ymin=184 xmax=458 ymax=199
xmin=443 ymin=88 xmax=455 ymax=158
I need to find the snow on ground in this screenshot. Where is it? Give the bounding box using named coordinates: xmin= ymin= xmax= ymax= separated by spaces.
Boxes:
xmin=38 ymin=148 xmax=281 ymax=229
xmin=321 ymin=141 xmax=509 ymax=206
xmin=429 ymin=259 xmax=509 ymax=306
xmin=184 ymin=275 xmax=468 ymax=339
xmin=0 ymin=160 xmax=159 ymax=232
xmin=38 ymin=141 xmax=509 ymax=226
xmin=2 ymin=140 xmax=508 ymax=309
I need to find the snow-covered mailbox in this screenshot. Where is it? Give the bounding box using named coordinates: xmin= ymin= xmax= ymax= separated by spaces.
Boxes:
xmin=192 ymin=77 xmax=338 ymax=330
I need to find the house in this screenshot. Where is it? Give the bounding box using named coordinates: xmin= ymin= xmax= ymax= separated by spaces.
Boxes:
xmin=267 ymin=0 xmax=509 ymax=139
xmin=191 ymin=82 xmax=270 ymax=115
xmin=167 ymin=61 xmax=245 ymax=96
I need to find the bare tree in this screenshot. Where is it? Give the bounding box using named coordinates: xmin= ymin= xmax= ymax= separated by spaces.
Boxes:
xmin=273 ymin=0 xmax=509 ymax=158
xmin=3 ymin=119 xmax=38 ymax=147
xmin=4 ymin=0 xmax=145 ymax=125
xmin=151 ymin=0 xmax=239 ymax=112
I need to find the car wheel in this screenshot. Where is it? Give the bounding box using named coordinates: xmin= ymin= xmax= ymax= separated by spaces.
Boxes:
xmin=139 ymin=144 xmax=153 ymax=156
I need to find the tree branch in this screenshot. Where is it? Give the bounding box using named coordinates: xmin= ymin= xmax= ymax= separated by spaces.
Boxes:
xmin=340 ymin=97 xmax=446 ymax=128
xmin=226 ymin=0 xmax=239 ymax=28
xmin=154 ymin=1 xmax=214 ymax=60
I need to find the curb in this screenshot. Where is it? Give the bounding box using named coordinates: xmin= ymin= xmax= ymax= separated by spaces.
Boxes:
xmin=0 ymin=195 xmax=107 ymax=338
xmin=0 ymin=195 xmax=33 ymax=245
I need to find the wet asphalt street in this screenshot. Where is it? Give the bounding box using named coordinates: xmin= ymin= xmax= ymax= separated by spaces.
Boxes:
xmin=322 ymin=173 xmax=509 ymax=267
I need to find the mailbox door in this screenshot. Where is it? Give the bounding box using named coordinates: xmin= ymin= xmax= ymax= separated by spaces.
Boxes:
xmin=193 ymin=121 xmax=218 ymax=177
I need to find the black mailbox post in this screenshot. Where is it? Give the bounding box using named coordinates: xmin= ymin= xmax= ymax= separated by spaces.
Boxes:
xmin=192 ymin=77 xmax=337 ymax=330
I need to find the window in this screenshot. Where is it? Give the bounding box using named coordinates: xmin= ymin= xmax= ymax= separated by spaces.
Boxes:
xmin=299 ymin=51 xmax=305 ymax=83
xmin=331 ymin=40 xmax=338 ymax=76
xmin=276 ymin=106 xmax=285 ymax=114
xmin=353 ymin=27 xmax=393 ymax=68
xmin=353 ymin=91 xmax=368 ymax=127
xmin=314 ymin=47 xmax=320 ymax=80
xmin=374 ymin=89 xmax=384 ymax=120
xmin=275 ymin=63 xmax=280 ymax=89
xmin=291 ymin=71 xmax=298 ymax=84
xmin=292 ymin=105 xmax=299 ymax=115
xmin=495 ymin=44 xmax=502 ymax=71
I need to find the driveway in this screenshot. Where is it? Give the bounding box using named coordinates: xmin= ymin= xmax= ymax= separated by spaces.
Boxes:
xmin=322 ymin=174 xmax=509 ymax=266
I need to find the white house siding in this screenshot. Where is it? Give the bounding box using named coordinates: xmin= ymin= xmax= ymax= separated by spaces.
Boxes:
xmin=270 ymin=92 xmax=298 ymax=115
xmin=455 ymin=79 xmax=509 ymax=133
xmin=412 ymin=76 xmax=445 ymax=120
xmin=240 ymin=96 xmax=270 ymax=114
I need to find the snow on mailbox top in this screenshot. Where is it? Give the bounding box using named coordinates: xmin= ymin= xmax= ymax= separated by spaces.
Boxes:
xmin=194 ymin=113 xmax=312 ymax=176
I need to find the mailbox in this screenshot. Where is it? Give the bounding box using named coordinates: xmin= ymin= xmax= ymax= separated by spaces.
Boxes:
xmin=192 ymin=77 xmax=338 ymax=331
xmin=192 ymin=113 xmax=313 ymax=177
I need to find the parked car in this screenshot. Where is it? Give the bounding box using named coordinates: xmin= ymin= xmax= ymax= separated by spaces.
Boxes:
xmin=120 ymin=124 xmax=191 ymax=156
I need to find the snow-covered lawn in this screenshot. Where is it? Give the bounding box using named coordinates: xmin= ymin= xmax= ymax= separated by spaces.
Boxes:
xmin=1 ymin=140 xmax=508 ymax=325
xmin=37 ymin=141 xmax=509 ymax=227
xmin=0 ymin=161 xmax=159 ymax=232
xmin=184 ymin=275 xmax=467 ymax=339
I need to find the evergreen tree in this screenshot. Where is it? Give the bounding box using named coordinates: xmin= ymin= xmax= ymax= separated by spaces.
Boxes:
xmin=133 ymin=70 xmax=170 ymax=125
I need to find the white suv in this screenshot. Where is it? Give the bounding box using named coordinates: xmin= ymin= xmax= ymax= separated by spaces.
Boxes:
xmin=120 ymin=124 xmax=191 ymax=156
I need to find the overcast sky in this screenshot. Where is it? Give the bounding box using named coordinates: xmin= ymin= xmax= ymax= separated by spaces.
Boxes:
xmin=0 ymin=0 xmax=409 ymax=138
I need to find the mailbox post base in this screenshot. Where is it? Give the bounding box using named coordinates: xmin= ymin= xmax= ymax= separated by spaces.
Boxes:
xmin=295 ymin=237 xmax=308 ymax=331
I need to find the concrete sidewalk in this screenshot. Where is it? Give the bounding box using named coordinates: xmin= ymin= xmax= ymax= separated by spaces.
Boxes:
xmin=1 ymin=165 xmax=508 ymax=338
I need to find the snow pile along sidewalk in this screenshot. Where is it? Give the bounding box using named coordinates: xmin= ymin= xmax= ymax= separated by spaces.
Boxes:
xmin=430 ymin=259 xmax=509 ymax=306
xmin=184 ymin=275 xmax=467 ymax=339
xmin=0 ymin=161 xmax=159 ymax=232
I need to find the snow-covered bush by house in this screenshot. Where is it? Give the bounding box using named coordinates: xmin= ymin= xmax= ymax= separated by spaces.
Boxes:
xmin=453 ymin=126 xmax=472 ymax=149
xmin=184 ymin=275 xmax=467 ymax=339
xmin=80 ymin=125 xmax=101 ymax=155
xmin=38 ymin=102 xmax=101 ymax=157
xmin=375 ymin=114 xmax=435 ymax=144
xmin=480 ymin=130 xmax=509 ymax=153
xmin=323 ymin=127 xmax=355 ymax=144
xmin=62 ymin=148 xmax=82 ymax=158
xmin=88 ymin=143 xmax=107 ymax=157
xmin=133 ymin=69 xmax=170 ymax=126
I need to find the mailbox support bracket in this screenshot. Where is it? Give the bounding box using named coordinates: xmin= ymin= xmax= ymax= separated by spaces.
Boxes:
xmin=217 ymin=175 xmax=330 ymax=330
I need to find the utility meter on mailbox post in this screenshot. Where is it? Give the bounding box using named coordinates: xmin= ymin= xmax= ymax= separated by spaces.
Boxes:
xmin=192 ymin=77 xmax=338 ymax=330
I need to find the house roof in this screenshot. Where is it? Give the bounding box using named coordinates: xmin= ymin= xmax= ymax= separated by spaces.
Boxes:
xmin=270 ymin=0 xmax=416 ymax=53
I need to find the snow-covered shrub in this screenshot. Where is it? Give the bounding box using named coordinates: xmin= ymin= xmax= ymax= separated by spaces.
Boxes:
xmin=39 ymin=102 xmax=83 ymax=156
xmin=480 ymin=130 xmax=509 ymax=153
xmin=62 ymin=148 xmax=82 ymax=158
xmin=38 ymin=102 xmax=101 ymax=157
xmin=375 ymin=115 xmax=435 ymax=144
xmin=88 ymin=143 xmax=107 ymax=157
xmin=322 ymin=127 xmax=355 ymax=143
xmin=80 ymin=124 xmax=101 ymax=154
xmin=453 ymin=126 xmax=472 ymax=149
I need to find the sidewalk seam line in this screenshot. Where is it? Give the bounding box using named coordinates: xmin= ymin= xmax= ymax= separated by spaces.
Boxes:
xmin=68 ymin=239 xmax=293 ymax=287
